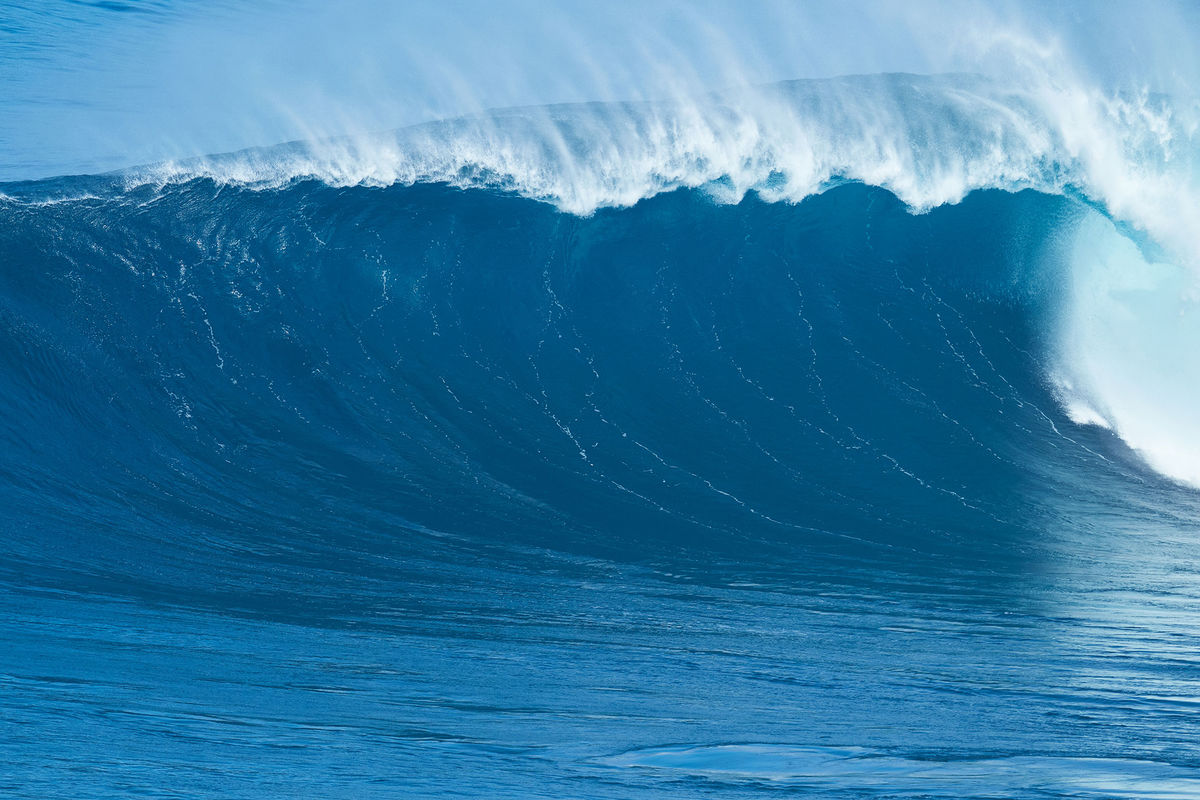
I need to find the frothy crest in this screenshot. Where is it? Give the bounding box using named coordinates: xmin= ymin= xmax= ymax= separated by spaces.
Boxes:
xmin=125 ymin=73 xmax=1199 ymax=262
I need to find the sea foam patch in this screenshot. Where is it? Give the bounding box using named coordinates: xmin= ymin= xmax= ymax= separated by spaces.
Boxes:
xmin=605 ymin=743 xmax=1200 ymax=798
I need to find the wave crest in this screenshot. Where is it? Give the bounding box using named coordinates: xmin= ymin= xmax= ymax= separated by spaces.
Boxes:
xmin=8 ymin=73 xmax=1200 ymax=490
xmin=125 ymin=75 xmax=1197 ymax=261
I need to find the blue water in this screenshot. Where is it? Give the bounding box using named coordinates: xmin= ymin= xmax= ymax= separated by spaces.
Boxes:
xmin=5 ymin=4 xmax=1200 ymax=799
xmin=4 ymin=176 xmax=1200 ymax=798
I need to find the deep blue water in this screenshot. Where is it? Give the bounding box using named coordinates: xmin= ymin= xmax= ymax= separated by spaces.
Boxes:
xmin=5 ymin=3 xmax=1200 ymax=792
xmin=3 ymin=174 xmax=1200 ymax=798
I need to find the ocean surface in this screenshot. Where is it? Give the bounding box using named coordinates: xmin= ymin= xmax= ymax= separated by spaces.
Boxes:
xmin=4 ymin=4 xmax=1200 ymax=799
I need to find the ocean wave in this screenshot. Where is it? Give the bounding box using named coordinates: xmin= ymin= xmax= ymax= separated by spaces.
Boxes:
xmin=112 ymin=73 xmax=1197 ymax=263
xmin=71 ymin=74 xmax=1188 ymax=490
xmin=9 ymin=5 xmax=1200 ymax=797
xmin=3 ymin=73 xmax=1199 ymax=494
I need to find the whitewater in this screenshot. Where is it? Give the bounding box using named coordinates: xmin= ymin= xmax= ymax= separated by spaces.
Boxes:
xmin=3 ymin=2 xmax=1200 ymax=799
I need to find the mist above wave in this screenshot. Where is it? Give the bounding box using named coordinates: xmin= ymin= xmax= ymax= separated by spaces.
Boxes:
xmin=127 ymin=72 xmax=1197 ymax=262
xmin=125 ymin=71 xmax=1200 ymax=491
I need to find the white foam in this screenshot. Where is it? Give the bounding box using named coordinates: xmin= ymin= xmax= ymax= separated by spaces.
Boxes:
xmin=127 ymin=75 xmax=1066 ymax=215
xmin=120 ymin=72 xmax=1199 ymax=250
xmin=1051 ymin=376 xmax=1114 ymax=430
xmin=1056 ymin=211 xmax=1200 ymax=487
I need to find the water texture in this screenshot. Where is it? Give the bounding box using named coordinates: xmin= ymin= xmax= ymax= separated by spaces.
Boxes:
xmin=3 ymin=3 xmax=1200 ymax=798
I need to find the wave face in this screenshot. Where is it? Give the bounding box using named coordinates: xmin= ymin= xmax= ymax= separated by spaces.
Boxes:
xmin=4 ymin=75 xmax=1200 ymax=799
xmin=105 ymin=73 xmax=1200 ymax=487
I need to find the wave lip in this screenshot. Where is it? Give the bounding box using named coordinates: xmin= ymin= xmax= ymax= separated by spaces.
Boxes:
xmin=116 ymin=71 xmax=1200 ymax=263
xmin=122 ymin=74 xmax=1065 ymax=214
xmin=1053 ymin=210 xmax=1200 ymax=488
xmin=5 ymin=73 xmax=1200 ymax=495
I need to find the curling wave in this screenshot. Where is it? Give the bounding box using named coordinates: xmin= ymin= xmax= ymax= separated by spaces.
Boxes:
xmin=0 ymin=175 xmax=1189 ymax=590
xmin=6 ymin=73 xmax=1200 ymax=491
